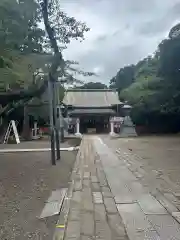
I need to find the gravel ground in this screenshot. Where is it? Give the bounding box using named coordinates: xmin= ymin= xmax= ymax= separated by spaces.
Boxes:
xmin=0 ymin=149 xmax=77 ymax=240
xmin=103 ymin=135 xmax=180 ymax=186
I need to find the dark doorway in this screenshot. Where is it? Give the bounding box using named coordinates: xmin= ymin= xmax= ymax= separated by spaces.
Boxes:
xmin=80 ymin=116 xmax=109 ymax=134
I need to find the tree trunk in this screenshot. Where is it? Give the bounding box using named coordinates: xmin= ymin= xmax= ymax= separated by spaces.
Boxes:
xmin=0 ymin=118 xmax=8 ymax=143
xmin=22 ymin=105 xmax=31 ymax=140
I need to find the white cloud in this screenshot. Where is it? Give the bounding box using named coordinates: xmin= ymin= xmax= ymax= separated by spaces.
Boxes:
xmin=60 ymin=0 xmax=180 ymax=84
xmin=93 ymin=66 xmax=104 ymax=75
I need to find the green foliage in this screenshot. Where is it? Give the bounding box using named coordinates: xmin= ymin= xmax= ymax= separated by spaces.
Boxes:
xmin=111 ymin=23 xmax=180 ymax=132
xmin=0 ymin=52 xmax=52 ymax=91
xmin=0 ymin=0 xmax=96 ymax=129
xmin=0 ymin=0 xmax=44 ymax=52
xmin=0 ymin=0 xmax=92 ymax=103
xmin=78 ymin=82 xmax=108 ymax=89
xmin=58 ymin=60 xmax=95 ymax=85
xmin=110 ymin=65 xmax=135 ymax=91
xmin=169 ymin=23 xmax=180 ymax=39
xmin=0 ymin=0 xmax=46 ymax=92
xmin=158 ymin=38 xmax=180 ymax=82
xmin=41 ymin=0 xmax=90 ymax=45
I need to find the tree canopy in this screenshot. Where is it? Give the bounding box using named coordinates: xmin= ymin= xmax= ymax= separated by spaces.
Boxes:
xmin=110 ymin=23 xmax=180 ymax=133
xmin=0 ymin=0 xmax=45 ymax=90
xmin=78 ymin=81 xmax=108 ymax=89
xmin=0 ymin=0 xmax=93 ymax=120
xmin=110 ymin=65 xmax=135 ymax=91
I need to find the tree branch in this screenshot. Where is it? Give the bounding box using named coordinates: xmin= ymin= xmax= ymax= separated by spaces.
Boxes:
xmin=41 ymin=0 xmax=64 ymax=79
xmin=0 ymin=79 xmax=48 ymax=117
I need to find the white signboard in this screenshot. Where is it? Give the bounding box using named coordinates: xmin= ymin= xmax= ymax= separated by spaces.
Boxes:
xmin=111 ymin=117 xmax=124 ymax=123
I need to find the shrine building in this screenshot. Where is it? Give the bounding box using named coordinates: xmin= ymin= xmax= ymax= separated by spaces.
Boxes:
xmin=63 ymin=89 xmax=125 ymax=134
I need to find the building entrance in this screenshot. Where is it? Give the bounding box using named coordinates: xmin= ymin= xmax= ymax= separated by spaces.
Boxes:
xmin=80 ymin=116 xmax=109 ymax=134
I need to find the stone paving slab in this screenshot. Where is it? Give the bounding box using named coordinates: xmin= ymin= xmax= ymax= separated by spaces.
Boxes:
xmin=93 ymin=136 xmax=180 ymax=240
xmin=138 ymin=194 xmax=167 ymax=215
xmin=104 ymin=137 xmax=180 ymax=218
xmin=152 ymin=189 xmax=179 ymax=214
xmin=147 ymin=214 xmax=180 ymax=240
xmin=53 ymin=137 xmax=128 ymax=240
xmin=112 ymin=144 xmax=180 ymax=211
xmin=54 ymin=136 xmax=180 ymax=240
xmin=117 ymin=203 xmax=160 ymax=240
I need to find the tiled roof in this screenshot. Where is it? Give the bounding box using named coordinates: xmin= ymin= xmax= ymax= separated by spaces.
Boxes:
xmin=63 ymin=89 xmax=122 ymax=107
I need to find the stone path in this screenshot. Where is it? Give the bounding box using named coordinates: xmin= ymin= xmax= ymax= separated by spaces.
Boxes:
xmin=53 ymin=136 xmax=180 ymax=240
xmin=102 ymin=136 xmax=180 ymax=219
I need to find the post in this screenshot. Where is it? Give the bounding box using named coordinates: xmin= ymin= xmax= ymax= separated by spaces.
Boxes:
xmin=57 ymin=85 xmax=63 ymax=153
xmin=56 ymin=81 xmax=65 ymax=143
xmin=32 ymin=121 xmax=39 ymax=140
xmin=75 ymin=118 xmax=82 ymax=138
xmin=109 ymin=118 xmax=116 ymax=136
xmin=48 ymin=80 xmax=56 ymax=165
xmin=61 ymin=126 xmax=65 ymax=142
xmin=52 ymin=82 xmax=60 ymax=160
xmin=60 ymin=105 xmax=65 ymax=143
xmin=76 ymin=118 xmax=80 ymax=134
xmin=22 ymin=105 xmax=30 ymax=140
xmin=34 ymin=122 xmax=38 ymax=137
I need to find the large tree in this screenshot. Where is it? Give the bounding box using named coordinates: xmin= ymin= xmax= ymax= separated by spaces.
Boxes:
xmin=109 ymin=65 xmax=135 ymax=92
xmin=0 ymin=0 xmax=46 ymax=106
xmin=0 ymin=0 xmax=94 ymax=142
xmin=110 ymin=23 xmax=180 ymax=133
xmin=0 ymin=0 xmax=45 ymax=84
xmin=0 ymin=0 xmax=92 ymax=118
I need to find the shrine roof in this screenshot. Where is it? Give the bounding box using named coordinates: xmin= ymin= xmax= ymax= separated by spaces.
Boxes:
xmin=63 ymin=89 xmax=122 ymax=107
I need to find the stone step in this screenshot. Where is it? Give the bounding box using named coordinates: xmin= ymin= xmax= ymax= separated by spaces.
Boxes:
xmin=39 ymin=188 xmax=67 ymax=219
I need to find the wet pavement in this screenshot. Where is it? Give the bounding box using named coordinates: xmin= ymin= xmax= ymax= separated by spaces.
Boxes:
xmin=54 ymin=135 xmax=180 ymax=240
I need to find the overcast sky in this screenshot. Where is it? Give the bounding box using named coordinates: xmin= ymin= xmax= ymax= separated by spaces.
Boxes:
xmin=60 ymin=0 xmax=180 ymax=84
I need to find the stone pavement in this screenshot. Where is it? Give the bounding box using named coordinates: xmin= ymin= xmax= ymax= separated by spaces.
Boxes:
xmin=53 ymin=136 xmax=180 ymax=240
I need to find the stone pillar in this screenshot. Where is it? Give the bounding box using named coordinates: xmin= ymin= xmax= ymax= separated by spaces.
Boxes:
xmin=32 ymin=121 xmax=39 ymax=139
xmin=109 ymin=119 xmax=116 ymax=137
xmin=34 ymin=122 xmax=38 ymax=137
xmin=75 ymin=118 xmax=82 ymax=138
